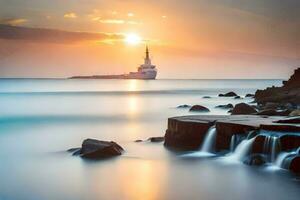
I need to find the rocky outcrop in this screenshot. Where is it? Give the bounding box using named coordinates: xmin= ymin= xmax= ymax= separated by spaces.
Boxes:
xmin=219 ymin=92 xmax=238 ymax=97
xmin=255 ymin=68 xmax=300 ymax=106
xmin=231 ymin=103 xmax=257 ymax=115
xmin=189 ymin=105 xmax=210 ymax=112
xmin=70 ymin=139 xmax=124 ymax=159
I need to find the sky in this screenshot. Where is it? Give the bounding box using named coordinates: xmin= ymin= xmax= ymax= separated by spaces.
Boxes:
xmin=0 ymin=0 xmax=299 ymax=79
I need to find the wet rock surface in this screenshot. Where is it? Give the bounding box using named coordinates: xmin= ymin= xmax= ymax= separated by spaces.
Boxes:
xmin=70 ymin=139 xmax=124 ymax=159
xmin=231 ymin=103 xmax=257 ymax=115
xmin=219 ymin=92 xmax=238 ymax=97
xmin=148 ymin=136 xmax=165 ymax=142
xmin=189 ymin=105 xmax=210 ymax=112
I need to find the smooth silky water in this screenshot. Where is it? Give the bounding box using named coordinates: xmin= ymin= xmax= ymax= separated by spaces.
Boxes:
xmin=0 ymin=79 xmax=299 ymax=200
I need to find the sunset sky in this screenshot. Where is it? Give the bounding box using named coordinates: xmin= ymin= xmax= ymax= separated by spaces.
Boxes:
xmin=0 ymin=0 xmax=299 ymax=78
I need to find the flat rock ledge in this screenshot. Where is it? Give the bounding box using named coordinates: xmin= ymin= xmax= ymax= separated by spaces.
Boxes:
xmin=164 ymin=115 xmax=300 ymax=151
xmin=69 ymin=139 xmax=124 ymax=159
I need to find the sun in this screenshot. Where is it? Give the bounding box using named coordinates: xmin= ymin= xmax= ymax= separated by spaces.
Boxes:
xmin=125 ymin=33 xmax=142 ymax=45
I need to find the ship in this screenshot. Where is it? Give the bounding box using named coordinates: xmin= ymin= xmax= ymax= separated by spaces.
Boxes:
xmin=70 ymin=46 xmax=157 ymax=80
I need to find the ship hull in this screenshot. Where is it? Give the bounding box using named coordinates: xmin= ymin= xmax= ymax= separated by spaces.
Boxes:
xmin=69 ymin=71 xmax=157 ymax=80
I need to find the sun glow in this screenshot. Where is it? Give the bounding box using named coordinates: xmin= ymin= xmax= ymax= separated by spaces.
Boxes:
xmin=125 ymin=33 xmax=142 ymax=45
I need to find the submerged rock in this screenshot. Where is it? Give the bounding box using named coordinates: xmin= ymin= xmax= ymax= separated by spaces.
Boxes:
xmin=231 ymin=103 xmax=257 ymax=115
xmin=189 ymin=105 xmax=210 ymax=112
xmin=244 ymin=154 xmax=267 ymax=166
xmin=215 ymin=104 xmax=233 ymax=109
xmin=219 ymin=92 xmax=238 ymax=97
xmin=245 ymin=94 xmax=255 ymax=98
xmin=203 ymin=96 xmax=211 ymax=99
xmin=177 ymin=104 xmax=191 ymax=108
xmin=234 ymin=96 xmax=242 ymax=99
xmin=71 ymin=139 xmax=124 ymax=159
xmin=148 ymin=137 xmax=165 ymax=142
xmin=134 ymin=139 xmax=143 ymax=143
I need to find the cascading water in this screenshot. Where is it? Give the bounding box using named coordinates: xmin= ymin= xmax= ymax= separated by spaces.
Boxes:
xmin=230 ymin=135 xmax=236 ymax=152
xmin=275 ymin=152 xmax=291 ymax=168
xmin=225 ymin=137 xmax=255 ymax=162
xmin=201 ymin=126 xmax=217 ymax=153
xmin=263 ymin=135 xmax=280 ymax=162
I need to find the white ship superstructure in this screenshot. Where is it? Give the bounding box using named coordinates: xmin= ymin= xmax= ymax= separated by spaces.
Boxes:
xmin=125 ymin=46 xmax=157 ymax=79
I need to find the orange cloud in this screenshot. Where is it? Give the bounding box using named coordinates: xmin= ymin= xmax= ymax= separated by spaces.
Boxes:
xmin=0 ymin=18 xmax=28 ymax=26
xmin=64 ymin=12 xmax=77 ymax=19
xmin=99 ymin=19 xmax=125 ymax=24
xmin=0 ymin=24 xmax=124 ymax=44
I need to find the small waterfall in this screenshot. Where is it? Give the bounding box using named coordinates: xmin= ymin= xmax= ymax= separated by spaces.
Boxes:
xmin=275 ymin=152 xmax=290 ymax=168
xmin=201 ymin=126 xmax=217 ymax=153
xmin=263 ymin=135 xmax=280 ymax=162
xmin=230 ymin=135 xmax=236 ymax=152
xmin=225 ymin=137 xmax=255 ymax=162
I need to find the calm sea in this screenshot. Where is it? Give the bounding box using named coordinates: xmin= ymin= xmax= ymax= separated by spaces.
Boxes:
xmin=1 ymin=79 xmax=299 ymax=200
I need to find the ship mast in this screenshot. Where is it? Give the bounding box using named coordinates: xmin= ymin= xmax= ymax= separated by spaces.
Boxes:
xmin=144 ymin=45 xmax=151 ymax=65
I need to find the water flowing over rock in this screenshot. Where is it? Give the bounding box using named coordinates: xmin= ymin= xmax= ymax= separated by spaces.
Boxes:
xmin=201 ymin=126 xmax=217 ymax=153
xmin=164 ymin=115 xmax=300 ymax=173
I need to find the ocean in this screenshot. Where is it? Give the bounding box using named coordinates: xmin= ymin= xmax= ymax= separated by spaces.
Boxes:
xmin=0 ymin=78 xmax=299 ymax=200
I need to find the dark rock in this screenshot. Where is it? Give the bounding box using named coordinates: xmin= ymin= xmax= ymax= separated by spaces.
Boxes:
xmin=134 ymin=139 xmax=143 ymax=143
xmin=289 ymin=156 xmax=300 ymax=174
xmin=275 ymin=117 xmax=300 ymax=124
xmin=148 ymin=137 xmax=164 ymax=142
xmin=219 ymin=92 xmax=238 ymax=97
xmin=279 ymin=135 xmax=300 ymax=151
xmin=234 ymin=96 xmax=242 ymax=99
xmin=245 ymin=94 xmax=255 ymax=98
xmin=76 ymin=139 xmax=124 ymax=159
xmin=231 ymin=103 xmax=257 ymax=115
xmin=244 ymin=154 xmax=267 ymax=166
xmin=177 ymin=104 xmax=191 ymax=108
xmin=264 ymin=102 xmax=280 ymax=110
xmin=203 ymin=96 xmax=211 ymax=99
xmin=215 ymin=103 xmax=234 ymax=109
xmin=228 ymin=109 xmax=233 ymax=113
xmin=255 ymin=68 xmax=300 ymax=105
xmin=256 ymin=109 xmax=291 ymax=116
xmin=189 ymin=105 xmax=210 ymax=112
xmin=251 ymin=135 xmax=266 ymax=154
